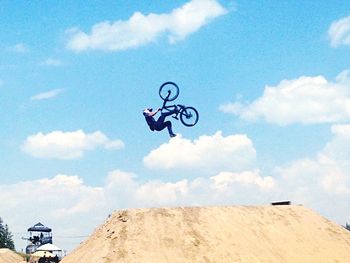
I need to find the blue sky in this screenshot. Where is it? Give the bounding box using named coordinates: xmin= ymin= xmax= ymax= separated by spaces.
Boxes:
xmin=1 ymin=0 xmax=350 ymax=253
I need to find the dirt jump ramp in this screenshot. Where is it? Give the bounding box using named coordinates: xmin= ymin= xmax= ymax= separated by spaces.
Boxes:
xmin=0 ymin=248 xmax=25 ymax=263
xmin=61 ymin=205 xmax=350 ymax=263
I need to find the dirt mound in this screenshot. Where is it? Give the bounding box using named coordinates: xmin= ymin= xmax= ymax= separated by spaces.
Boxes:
xmin=0 ymin=248 xmax=25 ymax=263
xmin=61 ymin=205 xmax=350 ymax=263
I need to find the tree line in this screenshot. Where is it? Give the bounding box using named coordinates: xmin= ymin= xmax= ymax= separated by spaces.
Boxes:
xmin=345 ymin=222 xmax=350 ymax=232
xmin=0 ymin=217 xmax=15 ymax=250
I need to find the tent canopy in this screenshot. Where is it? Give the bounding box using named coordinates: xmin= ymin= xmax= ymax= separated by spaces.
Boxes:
xmin=28 ymin=222 xmax=52 ymax=232
xmin=36 ymin=244 xmax=62 ymax=251
xmin=31 ymin=251 xmax=54 ymax=258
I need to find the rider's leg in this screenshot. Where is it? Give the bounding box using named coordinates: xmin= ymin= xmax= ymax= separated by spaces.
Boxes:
xmin=154 ymin=121 xmax=176 ymax=137
xmin=164 ymin=121 xmax=176 ymax=137
xmin=163 ymin=108 xmax=178 ymax=117
xmin=155 ymin=109 xmax=177 ymax=125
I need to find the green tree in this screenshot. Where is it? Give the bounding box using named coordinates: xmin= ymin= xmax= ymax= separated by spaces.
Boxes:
xmin=0 ymin=217 xmax=4 ymax=247
xmin=0 ymin=217 xmax=15 ymax=250
xmin=345 ymin=222 xmax=350 ymax=231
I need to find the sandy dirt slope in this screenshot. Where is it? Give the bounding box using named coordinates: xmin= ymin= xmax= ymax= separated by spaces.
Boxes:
xmin=0 ymin=248 xmax=25 ymax=263
xmin=61 ymin=205 xmax=350 ymax=263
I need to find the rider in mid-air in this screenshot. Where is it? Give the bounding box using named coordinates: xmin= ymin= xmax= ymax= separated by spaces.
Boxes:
xmin=143 ymin=107 xmax=177 ymax=137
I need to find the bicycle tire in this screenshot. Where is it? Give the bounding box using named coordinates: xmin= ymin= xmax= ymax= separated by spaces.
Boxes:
xmin=159 ymin=82 xmax=179 ymax=102
xmin=180 ymin=106 xmax=199 ymax=127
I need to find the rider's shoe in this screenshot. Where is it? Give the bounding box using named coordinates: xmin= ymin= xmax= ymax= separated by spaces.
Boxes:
xmin=170 ymin=133 xmax=177 ymax=138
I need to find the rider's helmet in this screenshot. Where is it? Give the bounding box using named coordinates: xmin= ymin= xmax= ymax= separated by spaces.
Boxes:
xmin=143 ymin=108 xmax=153 ymax=116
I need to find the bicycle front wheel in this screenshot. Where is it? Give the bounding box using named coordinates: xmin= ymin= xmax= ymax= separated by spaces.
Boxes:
xmin=180 ymin=106 xmax=199 ymax=127
xmin=159 ymin=82 xmax=179 ymax=102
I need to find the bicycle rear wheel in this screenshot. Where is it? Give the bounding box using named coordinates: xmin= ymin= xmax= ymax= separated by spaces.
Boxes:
xmin=180 ymin=106 xmax=199 ymax=127
xmin=159 ymin=82 xmax=179 ymax=102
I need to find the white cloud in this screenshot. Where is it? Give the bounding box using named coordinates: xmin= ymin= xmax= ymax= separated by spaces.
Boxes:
xmin=30 ymin=89 xmax=63 ymax=101
xmin=211 ymin=170 xmax=275 ymax=191
xmin=41 ymin=58 xmax=63 ymax=66
xmin=6 ymin=125 xmax=350 ymax=252
xmin=66 ymin=0 xmax=227 ymax=52
xmin=22 ymin=130 xmax=124 ymax=159
xmin=328 ymin=16 xmax=350 ymax=47
xmin=136 ymin=180 xmax=189 ymax=204
xmin=130 ymin=173 xmax=273 ymax=207
xmin=104 ymin=170 xmax=190 ymax=208
xmin=143 ymin=132 xmax=256 ymax=172
xmin=0 ymin=168 xmax=276 ymax=252
xmin=276 ymin=123 xmax=350 ymax=195
xmin=0 ymin=174 xmax=106 ymax=253
xmin=335 ymin=69 xmax=350 ymax=84
xmin=104 ymin=139 xmax=125 ymax=150
xmin=272 ymin=124 xmax=350 ymax=221
xmin=220 ymin=71 xmax=350 ymax=125
xmin=273 ymin=155 xmax=350 ymax=223
xmin=7 ymin=125 xmax=350 ymax=253
xmin=8 ymin=43 xmax=29 ymax=53
xmin=323 ymin=124 xmax=350 ymax=164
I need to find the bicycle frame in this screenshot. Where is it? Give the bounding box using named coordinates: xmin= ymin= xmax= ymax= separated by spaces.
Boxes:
xmin=159 ymin=88 xmax=199 ymax=127
xmin=161 ymin=91 xmax=182 ymax=117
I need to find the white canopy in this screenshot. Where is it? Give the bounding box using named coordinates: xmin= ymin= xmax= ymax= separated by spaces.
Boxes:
xmin=31 ymin=250 xmax=54 ymax=257
xmin=36 ymin=243 xmax=62 ymax=251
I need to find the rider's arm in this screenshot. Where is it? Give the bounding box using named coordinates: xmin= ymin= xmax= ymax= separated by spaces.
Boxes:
xmin=149 ymin=108 xmax=161 ymax=117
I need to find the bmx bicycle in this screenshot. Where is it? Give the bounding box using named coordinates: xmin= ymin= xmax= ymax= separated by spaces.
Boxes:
xmin=159 ymin=81 xmax=199 ymax=127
